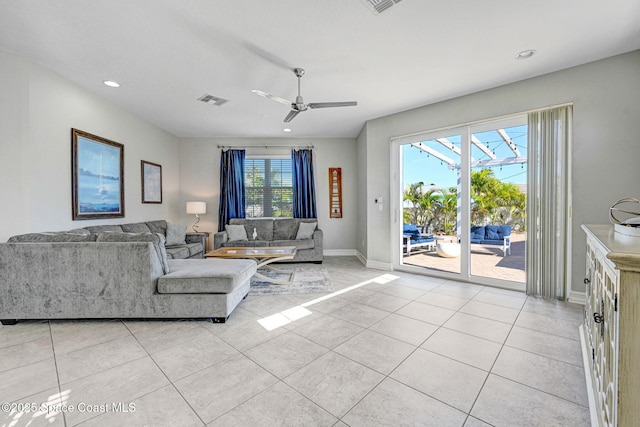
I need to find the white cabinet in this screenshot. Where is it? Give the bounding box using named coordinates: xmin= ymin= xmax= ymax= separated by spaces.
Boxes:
xmin=581 ymin=225 xmax=640 ymax=427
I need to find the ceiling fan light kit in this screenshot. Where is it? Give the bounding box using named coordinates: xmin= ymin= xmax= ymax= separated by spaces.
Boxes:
xmin=253 ymin=68 xmax=357 ymax=123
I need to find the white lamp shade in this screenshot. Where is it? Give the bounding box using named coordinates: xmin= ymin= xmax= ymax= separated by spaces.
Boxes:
xmin=186 ymin=201 xmax=206 ymax=215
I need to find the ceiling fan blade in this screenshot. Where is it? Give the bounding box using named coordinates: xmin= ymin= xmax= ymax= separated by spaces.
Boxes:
xmin=308 ymin=101 xmax=358 ymax=109
xmin=283 ymin=110 xmax=301 ymax=123
xmin=251 ymin=90 xmax=292 ymax=106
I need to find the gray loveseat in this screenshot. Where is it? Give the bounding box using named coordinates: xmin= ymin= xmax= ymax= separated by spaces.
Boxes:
xmin=214 ymin=218 xmax=323 ymax=263
xmin=0 ymin=220 xmax=257 ymax=325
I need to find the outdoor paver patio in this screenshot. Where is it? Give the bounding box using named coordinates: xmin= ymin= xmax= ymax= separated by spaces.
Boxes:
xmin=403 ymin=233 xmax=526 ymax=283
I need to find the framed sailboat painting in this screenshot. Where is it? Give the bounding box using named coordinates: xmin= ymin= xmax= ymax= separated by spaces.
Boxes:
xmin=71 ymin=128 xmax=125 ymax=220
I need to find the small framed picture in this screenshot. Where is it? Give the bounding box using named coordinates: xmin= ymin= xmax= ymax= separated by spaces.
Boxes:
xmin=71 ymin=129 xmax=125 ymax=220
xmin=141 ymin=160 xmax=162 ymax=203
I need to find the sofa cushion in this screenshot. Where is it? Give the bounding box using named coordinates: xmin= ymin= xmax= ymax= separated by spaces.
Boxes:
xmin=498 ymin=225 xmax=512 ymax=238
xmin=158 ymin=259 xmax=256 ymax=294
xmin=226 ymin=224 xmax=248 ymax=242
xmin=84 ymin=225 xmax=124 ymax=234
xmin=7 ymin=233 xmax=98 ymax=243
xmin=410 ymin=235 xmax=434 ymax=244
xmin=271 ymin=239 xmax=314 ymax=250
xmin=146 ymin=220 xmax=168 ymax=236
xmin=230 ymin=218 xmax=274 ymax=241
xmin=166 ymin=223 xmax=187 ymax=246
xmin=470 ymin=226 xmax=485 ymax=242
xmin=121 ymin=222 xmax=152 ymax=233
xmin=166 ymin=246 xmax=190 ymax=259
xmin=96 ymin=232 xmax=170 ymax=274
xmin=64 ymin=228 xmax=91 ymax=235
xmin=296 ymin=222 xmax=317 ymax=240
xmin=403 ymin=224 xmax=423 ymax=239
xmin=485 ymin=225 xmax=501 ymax=241
xmin=273 ymin=218 xmax=300 ymax=240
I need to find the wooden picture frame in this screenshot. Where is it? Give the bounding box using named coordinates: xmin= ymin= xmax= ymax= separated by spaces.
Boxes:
xmin=71 ymin=128 xmax=125 ymax=220
xmin=141 ymin=160 xmax=162 ymax=203
xmin=329 ymin=167 xmax=343 ymax=218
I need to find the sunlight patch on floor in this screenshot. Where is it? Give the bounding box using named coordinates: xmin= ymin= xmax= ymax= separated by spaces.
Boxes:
xmin=257 ymin=273 xmax=400 ymax=331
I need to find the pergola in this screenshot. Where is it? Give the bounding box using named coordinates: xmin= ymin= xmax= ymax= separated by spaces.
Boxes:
xmin=408 ymin=128 xmax=527 ymax=237
xmin=409 ymin=129 xmax=526 ymax=171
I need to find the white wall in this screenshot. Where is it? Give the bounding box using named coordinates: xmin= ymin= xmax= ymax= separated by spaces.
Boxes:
xmin=0 ymin=51 xmax=181 ymax=241
xmin=361 ymin=50 xmax=640 ymax=294
xmin=178 ymin=137 xmax=358 ymax=252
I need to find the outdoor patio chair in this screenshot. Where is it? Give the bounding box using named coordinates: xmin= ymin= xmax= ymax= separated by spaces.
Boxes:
xmin=403 ymin=224 xmax=435 ymax=255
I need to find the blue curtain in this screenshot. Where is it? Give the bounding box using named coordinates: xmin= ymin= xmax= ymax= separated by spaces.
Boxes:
xmin=292 ymin=149 xmax=317 ymax=218
xmin=218 ymin=149 xmax=245 ymax=231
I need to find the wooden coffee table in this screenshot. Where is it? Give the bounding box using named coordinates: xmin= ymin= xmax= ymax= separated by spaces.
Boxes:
xmin=205 ymin=246 xmax=297 ymax=285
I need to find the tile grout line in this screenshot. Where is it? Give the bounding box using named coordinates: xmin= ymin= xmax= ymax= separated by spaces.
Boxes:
xmin=121 ymin=320 xmax=209 ymax=427
xmin=48 ymin=320 xmax=69 ymax=427
xmin=463 ymin=296 xmax=527 ymax=425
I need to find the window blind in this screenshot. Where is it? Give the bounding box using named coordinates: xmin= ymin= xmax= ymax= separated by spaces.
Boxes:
xmin=245 ymin=158 xmax=293 ymax=217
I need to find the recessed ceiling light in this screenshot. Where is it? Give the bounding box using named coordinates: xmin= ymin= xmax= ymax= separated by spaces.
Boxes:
xmin=103 ymin=80 xmax=120 ymax=88
xmin=515 ymin=49 xmax=536 ymax=60
xmin=283 ymin=128 xmax=292 ymax=133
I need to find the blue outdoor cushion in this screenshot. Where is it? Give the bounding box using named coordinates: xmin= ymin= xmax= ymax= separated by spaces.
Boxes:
xmin=470 ymin=226 xmax=485 ymax=241
xmin=403 ymin=224 xmax=423 ymax=239
xmin=485 ymin=225 xmax=500 ymax=240
xmin=403 ymin=224 xmax=419 ymax=234
xmin=498 ymin=225 xmax=512 ymax=238
xmin=412 ymin=235 xmax=434 ymax=243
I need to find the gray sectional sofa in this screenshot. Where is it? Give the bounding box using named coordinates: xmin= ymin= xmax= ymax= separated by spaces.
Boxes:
xmin=214 ymin=218 xmax=323 ymax=263
xmin=82 ymin=220 xmax=205 ymax=259
xmin=0 ymin=220 xmax=256 ymax=324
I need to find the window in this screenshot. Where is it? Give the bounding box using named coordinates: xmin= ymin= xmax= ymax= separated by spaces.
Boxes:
xmin=245 ymin=157 xmax=293 ymax=217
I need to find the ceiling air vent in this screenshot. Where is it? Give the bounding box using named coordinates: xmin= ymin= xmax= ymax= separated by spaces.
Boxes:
xmin=360 ymin=0 xmax=403 ymax=14
xmin=198 ymin=94 xmax=229 ymax=106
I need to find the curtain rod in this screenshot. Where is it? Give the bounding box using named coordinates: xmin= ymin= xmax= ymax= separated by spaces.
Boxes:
xmin=217 ymin=144 xmax=314 ymax=150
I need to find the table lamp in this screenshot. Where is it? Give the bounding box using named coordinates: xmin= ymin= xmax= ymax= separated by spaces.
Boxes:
xmin=186 ymin=201 xmax=206 ymax=232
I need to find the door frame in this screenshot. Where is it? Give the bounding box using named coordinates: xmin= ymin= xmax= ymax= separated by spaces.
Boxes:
xmin=390 ymin=115 xmax=527 ymax=291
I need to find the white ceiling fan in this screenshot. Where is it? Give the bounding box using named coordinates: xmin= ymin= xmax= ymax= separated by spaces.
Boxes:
xmin=252 ymin=68 xmax=358 ymax=123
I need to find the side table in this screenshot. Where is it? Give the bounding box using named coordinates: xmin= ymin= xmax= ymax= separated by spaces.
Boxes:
xmin=187 ymin=232 xmax=211 ymax=253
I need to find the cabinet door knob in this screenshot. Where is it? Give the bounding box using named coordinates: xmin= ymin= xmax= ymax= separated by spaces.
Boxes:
xmin=584 ymin=278 xmax=591 ymax=284
xmin=593 ymin=312 xmax=604 ymax=323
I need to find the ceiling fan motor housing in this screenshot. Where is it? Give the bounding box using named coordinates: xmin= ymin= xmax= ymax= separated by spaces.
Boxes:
xmin=295 ymin=96 xmax=307 ymax=111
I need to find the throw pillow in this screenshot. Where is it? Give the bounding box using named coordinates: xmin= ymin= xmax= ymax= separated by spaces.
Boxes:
xmin=166 ymin=223 xmax=187 ymax=246
xmin=296 ymin=222 xmax=317 ymax=240
xmin=226 ymin=224 xmax=248 ymax=241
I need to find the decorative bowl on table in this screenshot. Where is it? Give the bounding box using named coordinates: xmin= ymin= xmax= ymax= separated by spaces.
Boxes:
xmin=610 ymin=197 xmax=640 ymax=237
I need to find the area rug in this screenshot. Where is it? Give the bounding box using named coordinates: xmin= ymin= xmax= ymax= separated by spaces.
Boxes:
xmin=249 ymin=266 xmax=333 ymax=295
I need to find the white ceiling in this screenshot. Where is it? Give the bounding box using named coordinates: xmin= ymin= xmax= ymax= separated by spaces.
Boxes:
xmin=1 ymin=0 xmax=639 ymax=138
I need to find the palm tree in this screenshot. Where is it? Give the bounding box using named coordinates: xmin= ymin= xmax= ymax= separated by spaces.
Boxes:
xmin=470 ymin=169 xmax=526 ymax=227
xmin=440 ymin=191 xmax=458 ymax=234
xmin=403 ymin=181 xmax=425 ymax=225
xmin=416 ymin=190 xmax=443 ymax=233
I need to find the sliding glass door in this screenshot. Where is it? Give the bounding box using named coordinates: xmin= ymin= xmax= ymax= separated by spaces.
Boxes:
xmin=392 ymin=116 xmax=527 ymax=289
xmin=401 ymin=131 xmax=462 ymax=275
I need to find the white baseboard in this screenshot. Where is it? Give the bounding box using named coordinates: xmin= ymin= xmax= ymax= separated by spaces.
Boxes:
xmin=568 ymin=290 xmax=586 ymax=305
xmin=365 ymin=259 xmax=393 ymax=271
xmin=323 ymin=249 xmax=358 ymax=257
xmin=353 ymin=251 xmax=392 ymax=271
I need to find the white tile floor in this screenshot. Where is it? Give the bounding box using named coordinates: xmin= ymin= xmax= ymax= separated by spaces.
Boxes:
xmin=0 ymin=257 xmax=590 ymax=426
